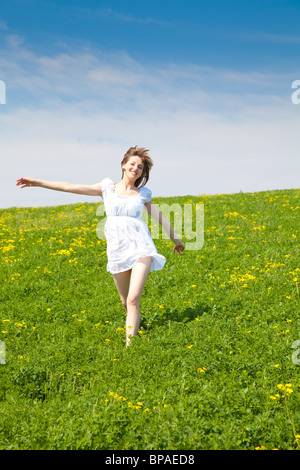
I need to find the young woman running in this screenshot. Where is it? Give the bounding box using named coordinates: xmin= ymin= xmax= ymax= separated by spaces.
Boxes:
xmin=16 ymin=146 xmax=185 ymax=345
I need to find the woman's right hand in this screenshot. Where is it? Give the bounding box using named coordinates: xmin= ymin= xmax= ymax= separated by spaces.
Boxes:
xmin=16 ymin=177 xmax=39 ymax=188
xmin=173 ymin=240 xmax=185 ymax=255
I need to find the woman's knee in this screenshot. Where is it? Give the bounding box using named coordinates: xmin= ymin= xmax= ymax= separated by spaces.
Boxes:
xmin=126 ymin=293 xmax=141 ymax=309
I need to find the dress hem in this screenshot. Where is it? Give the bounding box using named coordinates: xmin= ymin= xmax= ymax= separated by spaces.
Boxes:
xmin=107 ymin=254 xmax=166 ymax=275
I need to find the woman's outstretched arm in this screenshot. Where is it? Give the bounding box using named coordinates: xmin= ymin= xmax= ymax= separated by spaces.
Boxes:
xmin=16 ymin=177 xmax=102 ymax=197
xmin=144 ymin=200 xmax=185 ymax=255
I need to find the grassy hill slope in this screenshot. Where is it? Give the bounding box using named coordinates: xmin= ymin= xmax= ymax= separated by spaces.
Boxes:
xmin=0 ymin=188 xmax=300 ymax=449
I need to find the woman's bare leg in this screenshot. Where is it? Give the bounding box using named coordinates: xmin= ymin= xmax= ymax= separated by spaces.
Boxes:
xmin=113 ymin=257 xmax=151 ymax=345
xmin=125 ymin=257 xmax=151 ymax=345
xmin=112 ymin=269 xmax=131 ymax=313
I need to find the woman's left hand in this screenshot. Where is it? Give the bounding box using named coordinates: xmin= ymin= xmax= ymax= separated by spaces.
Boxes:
xmin=173 ymin=240 xmax=185 ymax=255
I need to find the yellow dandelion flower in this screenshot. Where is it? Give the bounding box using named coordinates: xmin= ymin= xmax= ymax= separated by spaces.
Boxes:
xmin=270 ymin=394 xmax=280 ymax=400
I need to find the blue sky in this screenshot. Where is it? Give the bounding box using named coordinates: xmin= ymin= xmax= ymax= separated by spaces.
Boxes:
xmin=0 ymin=0 xmax=300 ymax=207
xmin=2 ymin=0 xmax=300 ymax=69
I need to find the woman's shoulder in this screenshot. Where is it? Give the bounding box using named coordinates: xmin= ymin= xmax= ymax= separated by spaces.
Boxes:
xmin=100 ymin=178 xmax=115 ymax=199
xmin=100 ymin=177 xmax=115 ymax=188
xmin=139 ymin=185 xmax=152 ymax=203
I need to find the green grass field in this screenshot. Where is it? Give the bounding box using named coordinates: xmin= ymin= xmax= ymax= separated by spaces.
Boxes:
xmin=0 ymin=188 xmax=300 ymax=450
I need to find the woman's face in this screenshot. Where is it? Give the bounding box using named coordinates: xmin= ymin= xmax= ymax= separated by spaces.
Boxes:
xmin=122 ymin=156 xmax=144 ymax=181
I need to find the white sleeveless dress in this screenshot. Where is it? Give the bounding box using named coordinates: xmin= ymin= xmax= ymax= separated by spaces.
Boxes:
xmin=100 ymin=178 xmax=166 ymax=274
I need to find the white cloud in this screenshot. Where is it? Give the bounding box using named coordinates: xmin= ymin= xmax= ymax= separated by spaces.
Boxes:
xmin=1 ymin=30 xmax=299 ymax=208
xmin=251 ymin=31 xmax=300 ymax=44
xmin=231 ymin=30 xmax=300 ymax=45
xmin=70 ymin=6 xmax=169 ymax=26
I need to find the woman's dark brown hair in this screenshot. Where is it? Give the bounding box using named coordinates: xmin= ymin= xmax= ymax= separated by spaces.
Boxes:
xmin=121 ymin=146 xmax=153 ymax=188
